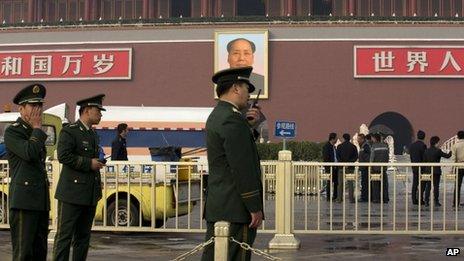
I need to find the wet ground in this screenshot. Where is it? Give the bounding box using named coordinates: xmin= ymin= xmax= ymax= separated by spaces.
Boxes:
xmin=0 ymin=230 xmax=462 ymax=260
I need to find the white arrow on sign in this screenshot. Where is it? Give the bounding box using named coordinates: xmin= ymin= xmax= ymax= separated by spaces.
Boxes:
xmin=279 ymin=130 xmax=291 ymax=136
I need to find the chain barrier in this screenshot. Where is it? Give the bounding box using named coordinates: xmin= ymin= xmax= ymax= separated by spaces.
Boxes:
xmin=171 ymin=237 xmax=215 ymax=261
xmin=229 ymin=237 xmax=282 ymax=261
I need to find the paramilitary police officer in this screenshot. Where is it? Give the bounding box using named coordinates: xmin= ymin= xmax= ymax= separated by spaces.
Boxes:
xmin=53 ymin=94 xmax=106 ymax=261
xmin=4 ymin=83 xmax=49 ymax=261
xmin=202 ymin=66 xmax=264 ymax=261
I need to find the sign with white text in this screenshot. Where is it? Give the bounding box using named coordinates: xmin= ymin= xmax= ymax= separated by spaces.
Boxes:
xmin=355 ymin=46 xmax=464 ymax=78
xmin=0 ymin=48 xmax=132 ymax=81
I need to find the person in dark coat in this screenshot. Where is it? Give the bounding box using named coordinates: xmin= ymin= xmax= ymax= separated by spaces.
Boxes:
xmin=4 ymin=84 xmax=49 ymax=261
xmin=322 ymin=132 xmax=338 ymax=201
xmin=357 ymin=134 xmax=371 ymax=202
xmin=336 ymin=133 xmax=358 ymax=203
xmin=201 ymin=67 xmax=263 ymax=261
xmin=53 ymin=95 xmax=106 ymax=261
xmin=421 ymin=136 xmax=452 ymax=207
xmin=111 ymin=123 xmax=128 ymax=160
xmin=370 ymin=133 xmax=390 ymax=203
xmin=409 ymin=130 xmax=427 ymax=205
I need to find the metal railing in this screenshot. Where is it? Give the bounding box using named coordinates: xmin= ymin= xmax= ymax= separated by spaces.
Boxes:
xmin=441 ymin=135 xmax=458 ymax=152
xmin=2 ymin=157 xmax=464 ymax=238
xmin=0 ymin=159 xmax=277 ymax=234
xmin=292 ymin=162 xmax=464 ymax=234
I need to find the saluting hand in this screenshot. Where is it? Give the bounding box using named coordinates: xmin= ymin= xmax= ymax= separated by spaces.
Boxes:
xmin=249 ymin=211 xmax=263 ymax=229
xmin=91 ymin=158 xmax=105 ymax=171
xmin=28 ymin=106 xmax=42 ymax=129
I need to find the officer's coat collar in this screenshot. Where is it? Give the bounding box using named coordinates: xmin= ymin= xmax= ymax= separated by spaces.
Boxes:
xmin=77 ymin=119 xmax=91 ymax=131
xmin=16 ymin=117 xmax=33 ymax=131
xmin=217 ymin=100 xmax=241 ymax=114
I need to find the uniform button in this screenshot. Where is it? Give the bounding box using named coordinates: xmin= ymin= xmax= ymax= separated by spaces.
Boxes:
xmin=95 ymin=177 xmax=97 ymax=180
xmin=24 ymin=181 xmax=28 ymax=185
xmin=74 ymin=179 xmax=78 ymax=183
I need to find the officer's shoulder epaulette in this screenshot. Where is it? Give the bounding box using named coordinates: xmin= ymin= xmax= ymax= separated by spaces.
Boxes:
xmin=231 ymin=107 xmax=241 ymax=115
xmin=68 ymin=123 xmax=78 ymax=128
xmin=11 ymin=122 xmax=20 ymax=127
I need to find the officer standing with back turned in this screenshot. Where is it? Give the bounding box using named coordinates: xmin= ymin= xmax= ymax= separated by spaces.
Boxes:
xmin=53 ymin=94 xmax=106 ymax=261
xmin=201 ymin=66 xmax=264 ymax=261
xmin=5 ymin=83 xmax=49 ymax=261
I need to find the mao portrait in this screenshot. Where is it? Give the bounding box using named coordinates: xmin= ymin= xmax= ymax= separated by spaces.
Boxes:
xmin=214 ymin=30 xmax=269 ymax=99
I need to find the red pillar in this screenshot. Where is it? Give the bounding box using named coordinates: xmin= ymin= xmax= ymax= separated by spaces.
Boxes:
xmin=232 ymin=0 xmax=237 ymax=16
xmin=348 ymin=0 xmax=356 ymax=15
xmin=216 ymin=0 xmax=222 ymax=17
xmin=143 ymin=0 xmax=149 ymax=18
xmin=28 ymin=0 xmax=35 ymax=22
xmin=410 ymin=0 xmax=417 ymax=16
xmin=84 ymin=0 xmax=91 ymax=20
xmin=200 ymin=0 xmax=208 ymax=16
xmin=286 ymin=0 xmax=296 ymax=16
xmin=451 ymin=0 xmax=456 ymax=16
xmin=36 ymin=0 xmax=43 ymax=21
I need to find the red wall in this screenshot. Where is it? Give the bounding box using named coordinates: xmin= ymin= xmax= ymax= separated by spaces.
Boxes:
xmin=0 ymin=39 xmax=462 ymax=142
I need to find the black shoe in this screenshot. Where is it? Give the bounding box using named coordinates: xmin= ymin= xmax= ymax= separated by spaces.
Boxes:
xmin=359 ymin=199 xmax=368 ymax=203
xmin=419 ymin=201 xmax=426 ymax=205
xmin=412 ymin=200 xmax=418 ymax=205
xmin=434 ymin=202 xmax=442 ymax=207
xmin=424 ymin=202 xmax=430 ymax=207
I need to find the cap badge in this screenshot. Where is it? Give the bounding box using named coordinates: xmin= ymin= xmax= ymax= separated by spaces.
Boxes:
xmin=32 ymin=85 xmax=40 ymax=94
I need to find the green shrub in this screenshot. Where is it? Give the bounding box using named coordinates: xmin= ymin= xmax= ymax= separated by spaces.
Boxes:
xmin=256 ymin=141 xmax=323 ymax=161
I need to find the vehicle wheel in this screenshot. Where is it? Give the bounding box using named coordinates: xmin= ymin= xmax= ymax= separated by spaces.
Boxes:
xmin=107 ymin=199 xmax=139 ymax=227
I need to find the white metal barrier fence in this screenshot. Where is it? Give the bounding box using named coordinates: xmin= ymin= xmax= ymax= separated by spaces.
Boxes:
xmin=292 ymin=162 xmax=464 ymax=234
xmin=0 ymin=160 xmax=277 ymax=233
xmin=2 ymin=157 xmax=464 ymax=237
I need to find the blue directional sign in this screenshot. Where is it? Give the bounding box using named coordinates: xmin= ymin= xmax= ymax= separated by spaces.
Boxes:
xmin=275 ymin=121 xmax=296 ymax=139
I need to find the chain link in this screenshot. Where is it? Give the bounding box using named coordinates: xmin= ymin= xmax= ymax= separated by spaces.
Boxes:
xmin=229 ymin=237 xmax=282 ymax=261
xmin=171 ymin=237 xmax=215 ymax=261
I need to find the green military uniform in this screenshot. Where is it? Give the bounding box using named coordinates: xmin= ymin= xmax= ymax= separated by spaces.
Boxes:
xmin=4 ymin=84 xmax=50 ymax=261
xmin=53 ymin=95 xmax=105 ymax=261
xmin=202 ymin=67 xmax=263 ymax=261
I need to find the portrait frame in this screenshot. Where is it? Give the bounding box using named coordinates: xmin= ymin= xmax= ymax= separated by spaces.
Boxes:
xmin=214 ymin=30 xmax=269 ymax=99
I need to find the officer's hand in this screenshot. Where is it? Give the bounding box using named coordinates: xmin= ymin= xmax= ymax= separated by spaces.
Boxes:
xmin=91 ymin=158 xmax=105 ymax=171
xmin=29 ymin=106 xmax=42 ymax=129
xmin=249 ymin=211 xmax=263 ymax=229
xmin=246 ymin=107 xmax=262 ymax=127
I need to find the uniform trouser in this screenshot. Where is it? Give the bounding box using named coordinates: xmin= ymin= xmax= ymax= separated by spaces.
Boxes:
xmin=53 ymin=201 xmax=96 ymax=261
xmin=360 ymin=167 xmax=369 ymax=201
xmin=326 ymin=167 xmax=338 ymax=201
xmin=453 ymin=169 xmax=464 ymax=205
xmin=411 ymin=167 xmax=420 ymax=203
xmin=421 ymin=173 xmax=441 ymax=203
xmin=371 ymin=168 xmax=389 ymax=203
xmin=201 ymin=222 xmax=257 ymax=261
xmin=9 ymin=209 xmax=49 ymax=261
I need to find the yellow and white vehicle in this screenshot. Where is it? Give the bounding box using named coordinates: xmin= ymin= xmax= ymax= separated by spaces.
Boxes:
xmin=0 ymin=105 xmax=203 ymax=228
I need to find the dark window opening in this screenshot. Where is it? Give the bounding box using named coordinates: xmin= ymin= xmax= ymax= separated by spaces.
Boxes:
xmin=171 ymin=0 xmax=191 ymax=18
xmin=237 ymin=0 xmax=265 ymax=16
xmin=313 ymin=0 xmax=332 ymax=15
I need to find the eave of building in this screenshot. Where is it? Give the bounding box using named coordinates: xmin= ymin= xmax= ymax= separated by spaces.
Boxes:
xmin=1 ymin=20 xmax=464 ymax=46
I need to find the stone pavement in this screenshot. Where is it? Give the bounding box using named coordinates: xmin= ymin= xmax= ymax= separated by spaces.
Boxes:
xmin=0 ymin=230 xmax=463 ymax=260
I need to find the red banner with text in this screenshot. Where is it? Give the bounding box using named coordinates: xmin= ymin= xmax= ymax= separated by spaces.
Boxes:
xmin=355 ymin=46 xmax=464 ymax=78
xmin=0 ymin=48 xmax=132 ymax=81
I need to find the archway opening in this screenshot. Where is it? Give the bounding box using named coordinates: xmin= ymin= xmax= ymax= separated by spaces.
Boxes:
xmin=369 ymin=112 xmax=414 ymax=155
